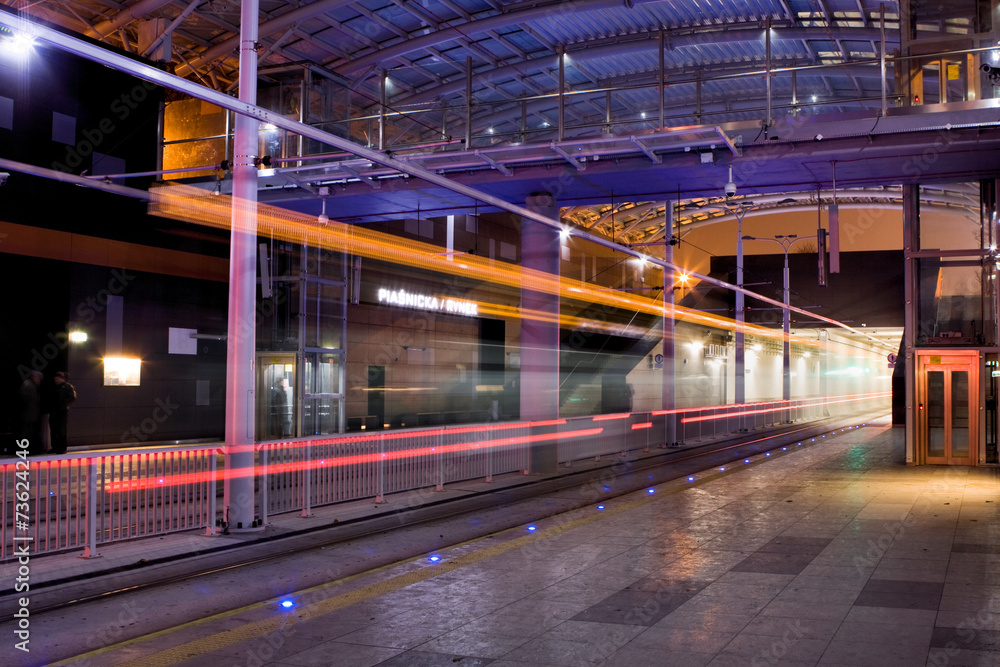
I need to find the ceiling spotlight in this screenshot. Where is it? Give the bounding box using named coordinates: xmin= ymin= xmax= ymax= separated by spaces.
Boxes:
xmin=814 ymin=134 xmax=823 ymax=141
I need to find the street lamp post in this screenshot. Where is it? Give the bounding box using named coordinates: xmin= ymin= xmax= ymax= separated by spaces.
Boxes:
xmin=742 ymin=233 xmax=816 ymax=423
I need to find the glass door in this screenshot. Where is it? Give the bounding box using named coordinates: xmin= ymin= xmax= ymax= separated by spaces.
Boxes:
xmin=918 ymin=351 xmax=978 ymax=465
xmin=256 ymin=354 xmax=297 ymax=440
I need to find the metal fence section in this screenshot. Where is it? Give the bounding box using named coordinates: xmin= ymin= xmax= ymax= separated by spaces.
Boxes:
xmin=0 ymin=445 xmax=218 ymax=561
xmin=0 ymin=392 xmax=890 ymax=562
xmin=259 ymin=422 xmax=532 ymax=520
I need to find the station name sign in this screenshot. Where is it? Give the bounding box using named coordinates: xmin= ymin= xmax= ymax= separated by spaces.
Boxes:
xmin=377 ymin=287 xmax=479 ymax=317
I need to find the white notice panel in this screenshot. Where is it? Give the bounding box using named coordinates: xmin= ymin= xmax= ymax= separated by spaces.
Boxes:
xmin=169 ymin=327 xmax=198 ymax=355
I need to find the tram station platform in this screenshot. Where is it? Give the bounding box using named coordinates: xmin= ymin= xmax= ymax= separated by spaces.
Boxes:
xmin=8 ymin=417 xmax=1000 ymax=667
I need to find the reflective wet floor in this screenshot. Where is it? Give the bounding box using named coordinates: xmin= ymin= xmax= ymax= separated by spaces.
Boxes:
xmin=34 ymin=420 xmax=1000 ymax=666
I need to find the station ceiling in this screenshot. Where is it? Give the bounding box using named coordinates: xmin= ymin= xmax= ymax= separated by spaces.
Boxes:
xmin=6 ymin=1 xmax=1000 ymax=247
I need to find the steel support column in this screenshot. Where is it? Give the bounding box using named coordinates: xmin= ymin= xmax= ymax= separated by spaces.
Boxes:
xmin=224 ymin=0 xmax=261 ymax=531
xmin=781 ymin=248 xmax=791 ymax=420
xmin=521 ymin=194 xmax=560 ymax=473
xmin=662 ymin=202 xmax=676 ymax=445
xmin=735 ymin=213 xmax=747 ymax=418
xmin=903 ymin=183 xmax=920 ymax=464
xmin=558 ymin=47 xmax=565 ymax=142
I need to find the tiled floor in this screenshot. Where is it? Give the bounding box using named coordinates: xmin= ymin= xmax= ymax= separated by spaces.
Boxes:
xmin=52 ymin=420 xmax=1000 ymax=666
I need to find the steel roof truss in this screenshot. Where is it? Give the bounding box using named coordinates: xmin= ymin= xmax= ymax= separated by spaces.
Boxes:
xmin=474 ymin=150 xmax=513 ymax=176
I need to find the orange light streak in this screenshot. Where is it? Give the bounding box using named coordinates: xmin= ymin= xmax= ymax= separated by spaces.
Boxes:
xmin=631 ymin=422 xmax=653 ymax=430
xmin=148 ymin=184 xmax=814 ymax=344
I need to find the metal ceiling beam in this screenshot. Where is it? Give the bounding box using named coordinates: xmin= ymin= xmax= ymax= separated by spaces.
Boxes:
xmin=474 ymin=150 xmax=512 ymax=176
xmin=0 ymin=157 xmax=151 ymax=200
xmin=399 ymin=38 xmax=889 ymax=108
xmin=549 ymin=143 xmax=586 ymax=170
xmin=335 ymin=0 xmax=664 ymax=77
xmin=175 ymin=0 xmax=357 ymax=76
xmin=340 ymin=165 xmax=381 ymax=189
xmin=0 ymin=11 xmax=920 ymax=349
xmin=341 ymin=22 xmax=887 ymax=80
xmin=630 ymin=136 xmax=662 ymax=164
xmin=85 ymin=0 xmax=176 ymax=40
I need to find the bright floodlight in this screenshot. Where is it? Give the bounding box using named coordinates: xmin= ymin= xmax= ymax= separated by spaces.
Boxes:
xmin=2 ymin=30 xmax=35 ymax=56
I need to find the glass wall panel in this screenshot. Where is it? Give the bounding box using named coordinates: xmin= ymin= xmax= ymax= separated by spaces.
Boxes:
xmin=304 ymin=281 xmax=345 ymax=350
xmin=952 ymin=370 xmax=971 ymax=458
xmin=916 ymin=259 xmax=985 ymax=344
xmin=919 ymin=188 xmax=982 ymax=251
xmin=928 ymin=370 xmax=946 ymax=458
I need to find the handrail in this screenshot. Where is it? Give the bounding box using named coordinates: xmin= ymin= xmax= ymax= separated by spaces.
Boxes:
xmin=0 ymin=390 xmax=894 ymax=563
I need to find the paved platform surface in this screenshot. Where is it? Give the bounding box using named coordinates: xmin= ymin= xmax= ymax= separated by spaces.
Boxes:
xmin=11 ymin=418 xmax=1000 ymax=667
xmin=1 ymin=419 xmax=825 ymax=605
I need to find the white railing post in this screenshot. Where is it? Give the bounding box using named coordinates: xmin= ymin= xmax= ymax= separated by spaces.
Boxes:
xmin=204 ymin=450 xmax=218 ymax=536
xmin=301 ymin=440 xmax=313 ymax=517
xmin=486 ymin=433 xmax=494 ymax=482
xmin=259 ymin=447 xmax=269 ymax=527
xmin=435 ymin=432 xmax=444 ymax=492
xmin=375 ymin=434 xmax=386 ymax=503
xmin=644 ymin=414 xmax=650 ymax=452
xmin=79 ymin=459 xmax=101 ymax=559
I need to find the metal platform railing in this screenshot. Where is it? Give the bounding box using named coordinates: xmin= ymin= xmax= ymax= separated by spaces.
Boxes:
xmin=0 ymin=391 xmax=889 ymax=562
xmin=0 ymin=445 xmax=217 ymax=561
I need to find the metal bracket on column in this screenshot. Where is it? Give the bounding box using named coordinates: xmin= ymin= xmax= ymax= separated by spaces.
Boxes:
xmin=715 ymin=126 xmax=741 ymax=156
xmin=630 ymin=136 xmax=662 ymax=164
xmin=549 ymin=142 xmax=586 ymax=170
xmin=474 ymin=150 xmax=512 ymax=176
xmin=340 ymin=165 xmax=381 ymax=189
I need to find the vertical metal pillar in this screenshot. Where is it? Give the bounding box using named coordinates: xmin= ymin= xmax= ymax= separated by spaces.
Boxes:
xmin=782 ymin=247 xmax=791 ymax=421
xmin=520 ymin=97 xmax=527 ymax=143
xmin=605 ymin=90 xmax=612 ymax=133
xmin=298 ymin=72 xmax=307 ymax=166
xmin=658 ymin=29 xmax=665 ymax=129
xmin=379 ymin=69 xmax=386 ymax=151
xmin=765 ymin=18 xmax=772 ymax=129
xmin=819 ymin=330 xmax=829 ymax=417
xmin=735 ymin=211 xmax=746 ymax=420
xmin=223 ymin=0 xmax=261 ymax=532
xmin=903 ymin=184 xmax=920 ymax=464
xmin=939 ymin=58 xmax=947 ymax=103
xmin=695 ymin=71 xmax=703 ymax=121
xmin=80 ymin=459 xmax=101 ymax=558
xmin=662 ymin=202 xmax=677 ymax=446
xmin=880 ymin=3 xmax=888 ymax=115
xmin=558 ymin=47 xmax=565 ymax=141
xmin=521 ymin=194 xmax=561 ymax=473
xmin=465 ymin=57 xmax=472 ymax=148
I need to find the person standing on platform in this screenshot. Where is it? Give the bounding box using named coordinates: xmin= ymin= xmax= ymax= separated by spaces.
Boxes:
xmin=18 ymin=370 xmax=43 ymax=454
xmin=48 ymin=371 xmax=77 ymax=455
xmin=272 ymin=377 xmax=292 ymax=437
